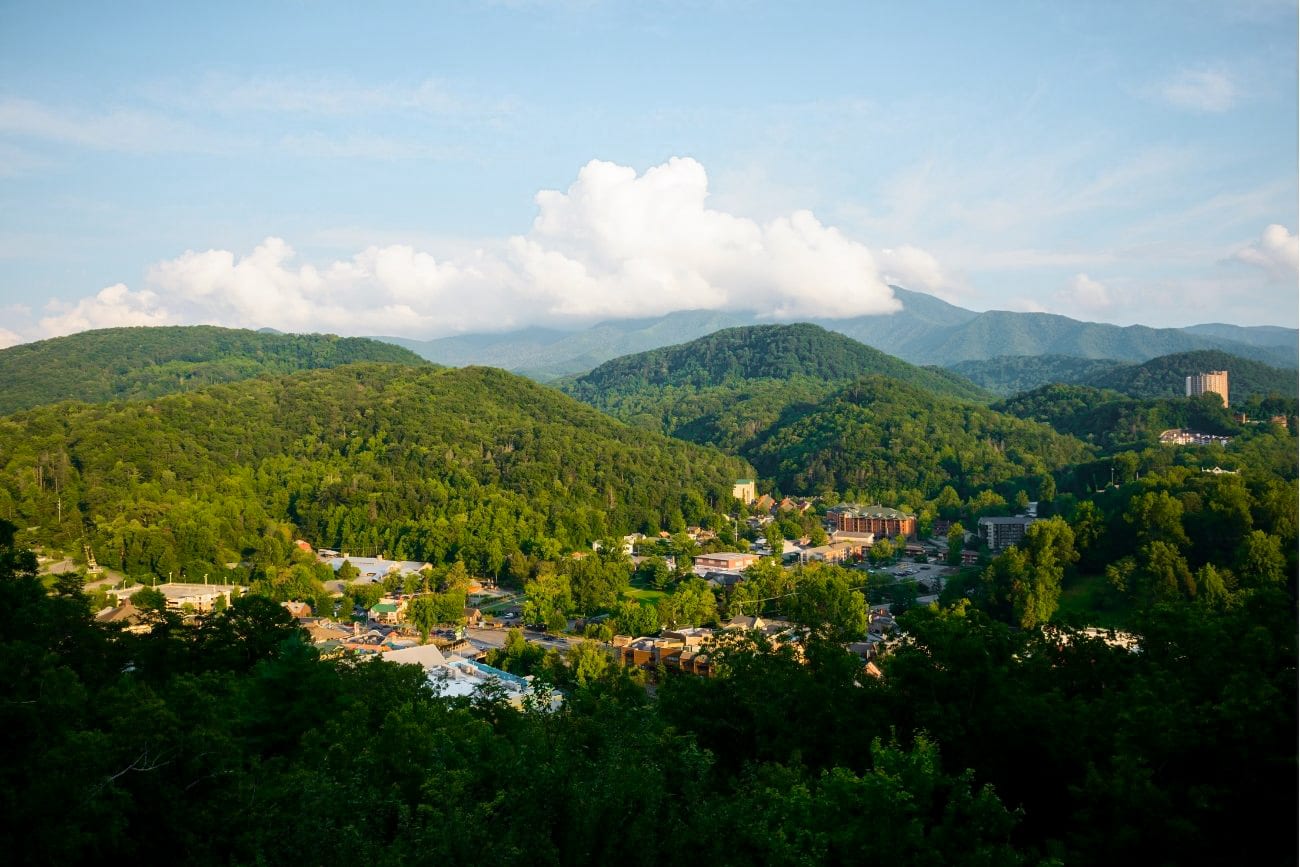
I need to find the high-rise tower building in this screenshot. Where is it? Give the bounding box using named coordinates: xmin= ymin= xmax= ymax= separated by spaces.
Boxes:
xmin=1185 ymin=370 xmax=1229 ymax=407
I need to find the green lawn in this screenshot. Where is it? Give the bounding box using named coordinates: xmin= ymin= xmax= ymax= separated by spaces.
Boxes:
xmin=624 ymin=585 xmax=667 ymax=605
xmin=1053 ymin=572 xmax=1133 ymax=630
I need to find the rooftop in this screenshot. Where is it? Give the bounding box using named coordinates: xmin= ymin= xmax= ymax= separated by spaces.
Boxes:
xmin=834 ymin=504 xmax=915 ymax=520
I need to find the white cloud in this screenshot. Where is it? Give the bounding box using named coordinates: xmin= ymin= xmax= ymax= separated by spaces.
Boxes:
xmin=1156 ymin=68 xmax=1237 ymax=112
xmin=39 ymin=284 xmax=175 ymax=337
xmin=33 ymin=157 xmax=921 ymax=340
xmin=1232 ymin=224 xmax=1298 ymax=280
xmin=878 ymin=245 xmax=949 ymax=294
xmin=0 ymin=327 xmax=23 ymax=349
xmin=1062 ymin=273 xmax=1113 ymax=311
xmin=1003 ymin=298 xmax=1048 ymax=314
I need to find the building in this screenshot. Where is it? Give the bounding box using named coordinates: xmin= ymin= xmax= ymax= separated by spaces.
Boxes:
xmin=323 ymin=555 xmax=431 ymax=584
xmin=694 ymin=551 xmax=761 ymax=572
xmin=977 ymin=516 xmax=1037 ymax=552
xmin=798 ymin=541 xmax=859 ymax=565
xmin=831 ymin=505 xmax=917 ymax=540
xmin=1159 ymin=428 xmax=1232 ymax=446
xmin=732 ymin=478 xmax=757 ymax=503
xmin=1185 ymin=370 xmax=1229 ymax=407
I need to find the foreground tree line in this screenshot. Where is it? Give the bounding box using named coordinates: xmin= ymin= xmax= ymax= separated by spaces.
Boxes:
xmin=2 ymin=516 xmax=1293 ymax=866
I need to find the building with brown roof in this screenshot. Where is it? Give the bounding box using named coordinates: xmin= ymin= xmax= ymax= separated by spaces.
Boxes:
xmin=831 ymin=505 xmax=917 ymax=539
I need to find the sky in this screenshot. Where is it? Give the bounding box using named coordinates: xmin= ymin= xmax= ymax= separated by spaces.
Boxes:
xmin=0 ymin=0 xmax=1296 ymax=347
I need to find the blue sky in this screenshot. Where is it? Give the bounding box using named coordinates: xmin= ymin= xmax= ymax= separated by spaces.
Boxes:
xmin=0 ymin=0 xmax=1295 ymax=345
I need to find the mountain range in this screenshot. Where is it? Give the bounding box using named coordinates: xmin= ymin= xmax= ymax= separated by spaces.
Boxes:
xmin=376 ymin=287 xmax=1298 ymax=379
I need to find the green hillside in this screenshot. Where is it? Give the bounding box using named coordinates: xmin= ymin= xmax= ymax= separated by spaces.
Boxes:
xmin=745 ymin=375 xmax=1091 ymax=499
xmin=993 ymin=384 xmax=1245 ymax=451
xmin=0 ymin=364 xmax=749 ymax=579
xmin=947 ymin=355 xmax=1127 ymax=396
xmin=565 ymin=323 xmax=990 ymax=403
xmin=0 ymin=326 xmax=429 ymax=415
xmin=1082 ymin=350 xmax=1298 ymax=401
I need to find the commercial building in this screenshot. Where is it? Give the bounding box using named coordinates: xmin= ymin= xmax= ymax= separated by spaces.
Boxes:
xmin=830 ymin=505 xmax=917 ymax=540
xmin=1185 ymin=370 xmax=1229 ymax=407
xmin=694 ymin=551 xmax=761 ymax=572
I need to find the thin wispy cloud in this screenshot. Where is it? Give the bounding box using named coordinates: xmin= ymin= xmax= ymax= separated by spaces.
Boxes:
xmin=0 ymin=96 xmax=246 ymax=154
xmin=1154 ymin=68 xmax=1238 ymax=112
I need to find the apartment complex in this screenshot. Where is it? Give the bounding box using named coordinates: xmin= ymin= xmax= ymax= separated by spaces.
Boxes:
xmin=1185 ymin=370 xmax=1229 ymax=407
xmin=977 ymin=516 xmax=1037 ymax=552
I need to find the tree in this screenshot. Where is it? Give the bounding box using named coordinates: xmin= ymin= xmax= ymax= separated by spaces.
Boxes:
xmin=667 ymin=578 xmax=718 ymax=627
xmin=635 ymin=556 xmax=671 ymax=591
xmin=522 ymin=570 xmax=573 ymax=630
xmin=787 ymin=564 xmax=867 ymax=642
xmin=348 ymin=582 xmax=384 ymax=613
xmin=407 ymin=595 xmax=440 ymax=643
xmin=1125 ymin=491 xmax=1189 ymax=548
xmin=764 ymin=522 xmax=784 ymax=559
xmin=130 ymin=586 xmax=167 ymax=613
xmin=946 ymin=522 xmax=966 ymax=567
xmin=567 ymin=640 xmax=612 ymax=686
xmin=1235 ymin=530 xmax=1285 ymax=587
xmin=981 ymin=517 xmax=1076 ymax=628
xmin=613 ymin=599 xmax=659 ymax=636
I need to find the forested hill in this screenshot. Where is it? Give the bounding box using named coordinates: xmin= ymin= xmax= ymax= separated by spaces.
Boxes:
xmin=745 ymin=375 xmax=1091 ymax=500
xmin=946 ymin=355 xmax=1128 ymax=397
xmin=564 ymin=323 xmax=990 ymax=403
xmin=0 ymin=326 xmax=429 ymax=415
xmin=1082 ymin=349 xmax=1298 ymax=401
xmin=993 ymin=384 xmax=1246 ymax=452
xmin=0 ymin=363 xmax=749 ymax=579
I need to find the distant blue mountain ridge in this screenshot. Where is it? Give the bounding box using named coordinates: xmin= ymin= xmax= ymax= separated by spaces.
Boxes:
xmin=373 ymin=287 xmax=1298 ymax=380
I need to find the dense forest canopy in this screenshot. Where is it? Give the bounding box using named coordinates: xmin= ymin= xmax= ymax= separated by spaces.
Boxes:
xmin=746 ymin=376 xmax=1091 ymax=498
xmin=0 ymin=363 xmax=749 ymax=580
xmin=0 ymin=325 xmax=429 ymax=414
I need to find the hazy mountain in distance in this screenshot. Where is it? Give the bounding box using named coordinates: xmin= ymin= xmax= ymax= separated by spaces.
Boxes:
xmin=1181 ymin=323 xmax=1299 ymax=350
xmin=372 ymin=286 xmax=1298 ymax=378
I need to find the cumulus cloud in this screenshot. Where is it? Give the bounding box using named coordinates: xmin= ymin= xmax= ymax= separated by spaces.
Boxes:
xmin=1232 ymin=224 xmax=1298 ymax=280
xmin=1062 ymin=273 xmax=1113 ymax=311
xmin=30 ymin=157 xmax=932 ymax=340
xmin=0 ymin=326 xmax=23 ymax=349
xmin=1155 ymin=68 xmax=1237 ymax=112
xmin=878 ymin=245 xmax=949 ymax=294
xmin=39 ymin=284 xmax=175 ymax=337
